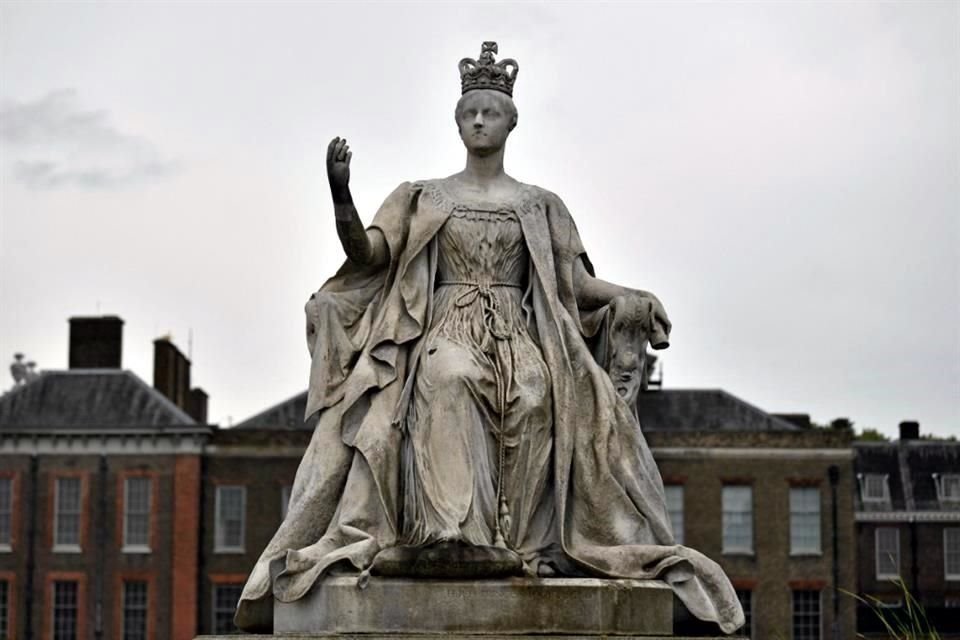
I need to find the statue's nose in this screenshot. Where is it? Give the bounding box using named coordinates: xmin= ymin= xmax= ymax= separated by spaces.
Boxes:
xmin=472 ymin=113 xmax=484 ymax=128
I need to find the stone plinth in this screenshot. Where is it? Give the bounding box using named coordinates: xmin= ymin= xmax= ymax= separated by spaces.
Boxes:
xmin=273 ymin=577 xmax=673 ymax=636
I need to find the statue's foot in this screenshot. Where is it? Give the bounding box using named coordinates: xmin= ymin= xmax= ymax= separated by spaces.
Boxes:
xmin=371 ymin=540 xmax=523 ymax=579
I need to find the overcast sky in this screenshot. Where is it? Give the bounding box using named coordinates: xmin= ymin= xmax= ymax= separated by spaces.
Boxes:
xmin=1 ymin=2 xmax=957 ymax=438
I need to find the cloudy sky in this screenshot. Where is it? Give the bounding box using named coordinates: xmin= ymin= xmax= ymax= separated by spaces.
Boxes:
xmin=1 ymin=2 xmax=957 ymax=438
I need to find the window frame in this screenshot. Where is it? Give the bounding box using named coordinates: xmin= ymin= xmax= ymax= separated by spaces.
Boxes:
xmin=858 ymin=473 xmax=890 ymax=504
xmin=122 ymin=476 xmax=153 ymax=553
xmin=791 ymin=589 xmax=822 ymax=640
xmin=944 ymin=528 xmax=960 ymax=581
xmin=722 ymin=485 xmax=754 ymax=555
xmin=211 ymin=583 xmax=243 ymax=634
xmin=736 ymin=589 xmax=753 ymax=639
xmin=789 ymin=487 xmax=822 ymax=556
xmin=934 ymin=474 xmax=960 ymax=504
xmin=53 ymin=475 xmax=84 ymax=553
xmin=214 ymin=485 xmax=246 ymax=553
xmin=875 ymin=527 xmax=901 ymax=580
xmin=664 ymin=484 xmax=684 ymax=545
xmin=121 ymin=580 xmax=149 ymax=640
xmin=51 ymin=580 xmax=79 ymax=640
xmin=0 ymin=475 xmax=13 ymax=552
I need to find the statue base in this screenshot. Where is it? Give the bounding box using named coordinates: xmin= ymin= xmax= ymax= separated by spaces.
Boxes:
xmin=273 ymin=576 xmax=673 ymax=636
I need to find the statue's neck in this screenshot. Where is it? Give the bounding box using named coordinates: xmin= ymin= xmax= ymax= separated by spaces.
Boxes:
xmin=463 ymin=147 xmax=506 ymax=182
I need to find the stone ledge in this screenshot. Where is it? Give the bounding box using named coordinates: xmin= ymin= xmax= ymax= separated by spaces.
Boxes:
xmin=273 ymin=577 xmax=673 ymax=636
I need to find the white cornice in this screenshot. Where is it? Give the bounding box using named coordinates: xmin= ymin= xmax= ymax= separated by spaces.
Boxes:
xmin=0 ymin=431 xmax=207 ymax=455
xmin=651 ymin=447 xmax=853 ymax=460
xmin=855 ymin=510 xmax=960 ymax=523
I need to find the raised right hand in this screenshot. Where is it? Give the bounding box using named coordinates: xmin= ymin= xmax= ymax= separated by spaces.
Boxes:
xmin=327 ymin=137 xmax=352 ymax=198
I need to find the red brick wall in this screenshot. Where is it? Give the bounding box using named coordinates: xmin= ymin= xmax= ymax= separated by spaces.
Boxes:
xmin=171 ymin=455 xmax=201 ymax=640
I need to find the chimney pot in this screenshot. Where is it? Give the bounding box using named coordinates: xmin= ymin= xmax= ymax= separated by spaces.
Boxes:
xmin=68 ymin=316 xmax=124 ymax=369
xmin=899 ymin=421 xmax=920 ymax=441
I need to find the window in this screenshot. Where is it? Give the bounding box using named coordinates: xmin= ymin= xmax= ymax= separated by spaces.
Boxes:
xmin=790 ymin=488 xmax=821 ymax=554
xmin=859 ymin=474 xmax=890 ymax=503
xmin=736 ymin=589 xmax=753 ymax=638
xmin=212 ymin=584 xmax=243 ymax=633
xmin=722 ymin=486 xmax=753 ymax=554
xmin=0 ymin=477 xmax=11 ymax=550
xmin=945 ymin=528 xmax=960 ymax=580
xmin=52 ymin=581 xmax=78 ymax=640
xmin=934 ymin=474 xmax=960 ymax=503
xmin=664 ymin=485 xmax=684 ymax=545
xmin=792 ymin=590 xmax=821 ymax=640
xmin=876 ymin=527 xmax=900 ymax=579
xmin=123 ymin=477 xmax=152 ymax=551
xmin=122 ymin=581 xmax=148 ymax=640
xmin=215 ymin=486 xmax=245 ymax=552
xmin=54 ymin=477 xmax=82 ymax=551
xmin=281 ymin=485 xmax=292 ymax=520
xmin=0 ymin=579 xmax=8 ymax=640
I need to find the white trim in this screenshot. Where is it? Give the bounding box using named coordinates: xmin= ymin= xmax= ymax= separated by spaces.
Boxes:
xmin=858 ymin=473 xmax=890 ymax=504
xmin=875 ymin=527 xmax=900 ymax=580
xmin=934 ymin=473 xmax=960 ymax=503
xmin=122 ymin=476 xmax=152 ymax=552
xmin=52 ymin=544 xmax=81 ymax=554
xmin=0 ymin=432 xmax=206 ymax=455
xmin=214 ymin=485 xmax=246 ymax=553
xmin=651 ymin=447 xmax=852 ymax=460
xmin=53 ymin=477 xmax=82 ymax=551
xmin=855 ymin=511 xmax=960 ymax=523
xmin=945 ymin=528 xmax=960 ymax=581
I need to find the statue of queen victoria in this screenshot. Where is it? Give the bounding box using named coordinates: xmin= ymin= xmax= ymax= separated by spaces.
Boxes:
xmin=236 ymin=42 xmax=744 ymax=635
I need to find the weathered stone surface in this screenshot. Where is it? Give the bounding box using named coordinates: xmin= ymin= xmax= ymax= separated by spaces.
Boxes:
xmin=370 ymin=541 xmax=524 ymax=578
xmin=274 ymin=577 xmax=673 ymax=636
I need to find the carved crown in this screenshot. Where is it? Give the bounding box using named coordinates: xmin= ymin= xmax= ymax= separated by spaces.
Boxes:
xmin=458 ymin=42 xmax=518 ymax=97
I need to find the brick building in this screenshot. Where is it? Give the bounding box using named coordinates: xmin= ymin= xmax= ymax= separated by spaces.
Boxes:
xmin=853 ymin=423 xmax=960 ymax=638
xmin=1 ymin=315 xmax=860 ymax=639
xmin=0 ymin=318 xmax=210 ymax=640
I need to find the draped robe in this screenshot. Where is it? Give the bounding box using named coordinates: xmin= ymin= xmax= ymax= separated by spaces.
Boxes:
xmin=235 ymin=180 xmax=744 ymax=634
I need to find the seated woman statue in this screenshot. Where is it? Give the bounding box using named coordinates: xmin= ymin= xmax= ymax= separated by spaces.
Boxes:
xmin=236 ymin=42 xmax=743 ymax=634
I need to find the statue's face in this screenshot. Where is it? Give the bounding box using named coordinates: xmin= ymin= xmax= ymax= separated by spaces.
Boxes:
xmin=456 ymin=90 xmax=516 ymax=156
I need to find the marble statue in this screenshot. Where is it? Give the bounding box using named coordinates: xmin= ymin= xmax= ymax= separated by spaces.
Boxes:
xmin=236 ymin=42 xmax=744 ymax=635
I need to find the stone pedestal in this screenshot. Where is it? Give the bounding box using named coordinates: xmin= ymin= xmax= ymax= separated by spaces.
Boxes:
xmin=273 ymin=576 xmax=674 ymax=636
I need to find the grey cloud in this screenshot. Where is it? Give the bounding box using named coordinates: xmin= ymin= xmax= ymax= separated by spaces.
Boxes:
xmin=0 ymin=89 xmax=177 ymax=188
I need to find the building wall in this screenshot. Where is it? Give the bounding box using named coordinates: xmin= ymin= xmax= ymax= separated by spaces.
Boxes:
xmin=198 ymin=451 xmax=298 ymax=634
xmin=651 ymin=432 xmax=857 ymax=639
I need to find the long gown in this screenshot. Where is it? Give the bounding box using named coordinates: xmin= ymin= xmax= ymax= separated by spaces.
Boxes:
xmin=234 ymin=179 xmax=744 ymax=634
xmin=401 ymin=204 xmax=559 ymax=568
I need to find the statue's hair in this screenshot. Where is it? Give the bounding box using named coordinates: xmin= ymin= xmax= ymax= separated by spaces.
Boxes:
xmin=455 ymin=90 xmax=518 ymax=132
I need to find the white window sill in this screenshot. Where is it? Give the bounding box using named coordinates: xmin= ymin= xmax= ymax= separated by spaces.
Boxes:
xmin=53 ymin=544 xmax=82 ymax=554
xmin=945 ymin=574 xmax=960 ymax=581
xmin=790 ymin=550 xmax=823 ymax=557
xmin=214 ymin=547 xmax=245 ymax=554
xmin=0 ymin=543 xmax=11 ymax=553
xmin=122 ymin=545 xmax=151 ymax=554
xmin=877 ymin=573 xmax=901 ymax=581
xmin=722 ymin=549 xmax=755 ymax=557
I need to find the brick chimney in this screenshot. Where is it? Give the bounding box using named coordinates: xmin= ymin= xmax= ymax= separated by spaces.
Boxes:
xmin=153 ymin=337 xmax=208 ymax=423
xmin=69 ymin=316 xmax=124 ymax=369
xmin=899 ymin=420 xmax=920 ymax=441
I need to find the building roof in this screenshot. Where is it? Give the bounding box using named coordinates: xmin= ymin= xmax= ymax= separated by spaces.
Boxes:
xmin=0 ymin=369 xmax=196 ymax=428
xmin=235 ymin=390 xmax=313 ymax=430
xmin=637 ymin=389 xmax=801 ymax=432
xmin=236 ymin=388 xmax=800 ymax=433
xmin=854 ymin=440 xmax=960 ymax=512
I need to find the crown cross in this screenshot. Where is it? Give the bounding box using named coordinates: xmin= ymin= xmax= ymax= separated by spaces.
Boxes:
xmin=459 ymin=41 xmax=518 ymax=97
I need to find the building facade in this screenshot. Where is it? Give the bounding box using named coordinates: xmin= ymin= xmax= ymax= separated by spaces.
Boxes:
xmin=853 ymin=423 xmax=960 ymax=638
xmin=2 ymin=315 xmax=864 ymax=639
